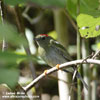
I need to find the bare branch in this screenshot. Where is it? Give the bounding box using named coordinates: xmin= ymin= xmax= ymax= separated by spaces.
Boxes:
xmin=92 ymin=50 xmax=100 ymax=59
xmin=23 ymin=59 xmax=100 ymax=92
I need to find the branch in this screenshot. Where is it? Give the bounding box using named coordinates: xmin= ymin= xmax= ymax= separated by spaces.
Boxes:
xmin=23 ymin=59 xmax=100 ymax=92
xmin=14 ymin=6 xmax=37 ymax=79
xmin=92 ymin=50 xmax=100 ymax=59
xmin=0 ymin=0 xmax=8 ymax=51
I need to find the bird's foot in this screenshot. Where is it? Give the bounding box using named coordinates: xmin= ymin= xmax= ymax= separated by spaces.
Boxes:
xmin=56 ymin=64 xmax=60 ymax=70
xmin=44 ymin=70 xmax=48 ymax=75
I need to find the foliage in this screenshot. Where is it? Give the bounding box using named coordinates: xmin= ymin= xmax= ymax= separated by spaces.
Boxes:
xmin=0 ymin=51 xmax=26 ymax=89
xmin=77 ymin=14 xmax=100 ymax=38
xmin=1 ymin=0 xmax=100 ymax=99
xmin=0 ymin=67 xmax=19 ymax=89
xmin=0 ymin=22 xmax=27 ymax=46
xmin=4 ymin=0 xmax=28 ymax=5
xmin=66 ymin=0 xmax=100 ymax=19
xmin=0 ymin=50 xmax=41 ymax=89
xmin=4 ymin=0 xmax=66 ymax=8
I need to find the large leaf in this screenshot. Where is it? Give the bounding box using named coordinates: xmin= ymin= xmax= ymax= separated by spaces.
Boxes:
xmin=31 ymin=0 xmax=66 ymax=8
xmin=0 ymin=51 xmax=43 ymax=66
xmin=77 ymin=14 xmax=100 ymax=38
xmin=0 ymin=67 xmax=19 ymax=89
xmin=66 ymin=0 xmax=100 ymax=19
xmin=82 ymin=0 xmax=99 ymax=10
xmin=0 ymin=51 xmax=37 ymax=89
xmin=4 ymin=0 xmax=66 ymax=8
xmin=0 ymin=22 xmax=27 ymax=46
xmin=4 ymin=0 xmax=28 ymax=5
xmin=0 ymin=51 xmax=27 ymax=64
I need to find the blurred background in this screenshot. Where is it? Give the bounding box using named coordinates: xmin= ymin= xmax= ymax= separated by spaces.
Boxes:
xmin=0 ymin=0 xmax=100 ymax=100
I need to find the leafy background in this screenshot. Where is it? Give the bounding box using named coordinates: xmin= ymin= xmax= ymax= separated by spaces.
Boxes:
xmin=0 ymin=0 xmax=100 ymax=100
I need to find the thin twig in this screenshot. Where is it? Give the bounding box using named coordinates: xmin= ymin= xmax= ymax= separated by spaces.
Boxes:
xmin=82 ymin=53 xmax=93 ymax=64
xmin=25 ymin=48 xmax=37 ymax=79
xmin=92 ymin=50 xmax=100 ymax=59
xmin=90 ymin=51 xmax=100 ymax=68
xmin=0 ymin=0 xmax=3 ymax=22
xmin=14 ymin=6 xmax=37 ymax=79
xmin=0 ymin=0 xmax=8 ymax=51
xmin=63 ymin=9 xmax=78 ymax=31
xmin=23 ymin=59 xmax=100 ymax=92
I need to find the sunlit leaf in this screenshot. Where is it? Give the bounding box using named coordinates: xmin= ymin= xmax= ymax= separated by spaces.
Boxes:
xmin=48 ymin=31 xmax=57 ymax=40
xmin=97 ymin=43 xmax=100 ymax=50
xmin=77 ymin=14 xmax=100 ymax=38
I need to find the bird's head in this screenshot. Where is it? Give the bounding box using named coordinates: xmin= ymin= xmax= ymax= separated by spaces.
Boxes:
xmin=35 ymin=34 xmax=52 ymax=48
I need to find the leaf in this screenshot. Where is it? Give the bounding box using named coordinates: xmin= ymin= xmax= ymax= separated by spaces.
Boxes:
xmin=4 ymin=0 xmax=66 ymax=8
xmin=0 ymin=22 xmax=28 ymax=46
xmin=82 ymin=0 xmax=99 ymax=10
xmin=4 ymin=0 xmax=28 ymax=5
xmin=0 ymin=50 xmax=42 ymax=66
xmin=0 ymin=67 xmax=19 ymax=89
xmin=0 ymin=51 xmax=27 ymax=65
xmin=77 ymin=14 xmax=100 ymax=38
xmin=31 ymin=0 xmax=66 ymax=8
xmin=48 ymin=31 xmax=57 ymax=40
xmin=66 ymin=0 xmax=100 ymax=19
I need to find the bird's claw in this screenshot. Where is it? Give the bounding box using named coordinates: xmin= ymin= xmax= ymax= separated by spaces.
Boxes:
xmin=44 ymin=70 xmax=48 ymax=75
xmin=56 ymin=64 xmax=60 ymax=70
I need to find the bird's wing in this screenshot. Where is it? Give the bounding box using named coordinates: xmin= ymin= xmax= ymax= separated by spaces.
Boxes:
xmin=50 ymin=39 xmax=72 ymax=61
xmin=50 ymin=39 xmax=88 ymax=90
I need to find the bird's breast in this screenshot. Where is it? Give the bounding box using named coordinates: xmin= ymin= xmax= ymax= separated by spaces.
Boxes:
xmin=38 ymin=46 xmax=66 ymax=67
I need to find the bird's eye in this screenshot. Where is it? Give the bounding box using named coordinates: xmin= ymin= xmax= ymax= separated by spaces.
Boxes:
xmin=42 ymin=37 xmax=46 ymax=40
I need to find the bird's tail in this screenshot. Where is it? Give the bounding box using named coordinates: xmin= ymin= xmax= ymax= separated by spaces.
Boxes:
xmin=76 ymin=72 xmax=88 ymax=90
xmin=62 ymin=69 xmax=88 ymax=90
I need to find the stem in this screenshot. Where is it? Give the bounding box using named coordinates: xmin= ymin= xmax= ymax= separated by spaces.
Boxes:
xmin=0 ymin=0 xmax=8 ymax=51
xmin=14 ymin=6 xmax=37 ymax=79
xmin=77 ymin=0 xmax=81 ymax=100
xmin=91 ymin=37 xmax=100 ymax=100
xmin=82 ymin=39 xmax=90 ymax=100
xmin=54 ymin=8 xmax=73 ymax=100
xmin=91 ymin=67 xmax=97 ymax=100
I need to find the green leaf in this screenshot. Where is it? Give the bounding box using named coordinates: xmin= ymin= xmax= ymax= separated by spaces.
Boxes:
xmin=82 ymin=0 xmax=99 ymax=10
xmin=31 ymin=0 xmax=66 ymax=8
xmin=0 ymin=50 xmax=42 ymax=65
xmin=66 ymin=0 xmax=100 ymax=19
xmin=66 ymin=0 xmax=77 ymax=19
xmin=0 ymin=22 xmax=28 ymax=46
xmin=0 ymin=51 xmax=27 ymax=65
xmin=4 ymin=0 xmax=28 ymax=5
xmin=4 ymin=0 xmax=66 ymax=7
xmin=0 ymin=67 xmax=19 ymax=89
xmin=77 ymin=14 xmax=100 ymax=38
xmin=48 ymin=31 xmax=57 ymax=40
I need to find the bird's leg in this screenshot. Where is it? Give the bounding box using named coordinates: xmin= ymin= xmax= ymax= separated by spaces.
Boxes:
xmin=44 ymin=64 xmax=60 ymax=75
xmin=44 ymin=70 xmax=48 ymax=75
xmin=56 ymin=64 xmax=60 ymax=70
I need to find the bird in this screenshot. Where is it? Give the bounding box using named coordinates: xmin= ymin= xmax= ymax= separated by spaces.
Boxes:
xmin=35 ymin=34 xmax=88 ymax=90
